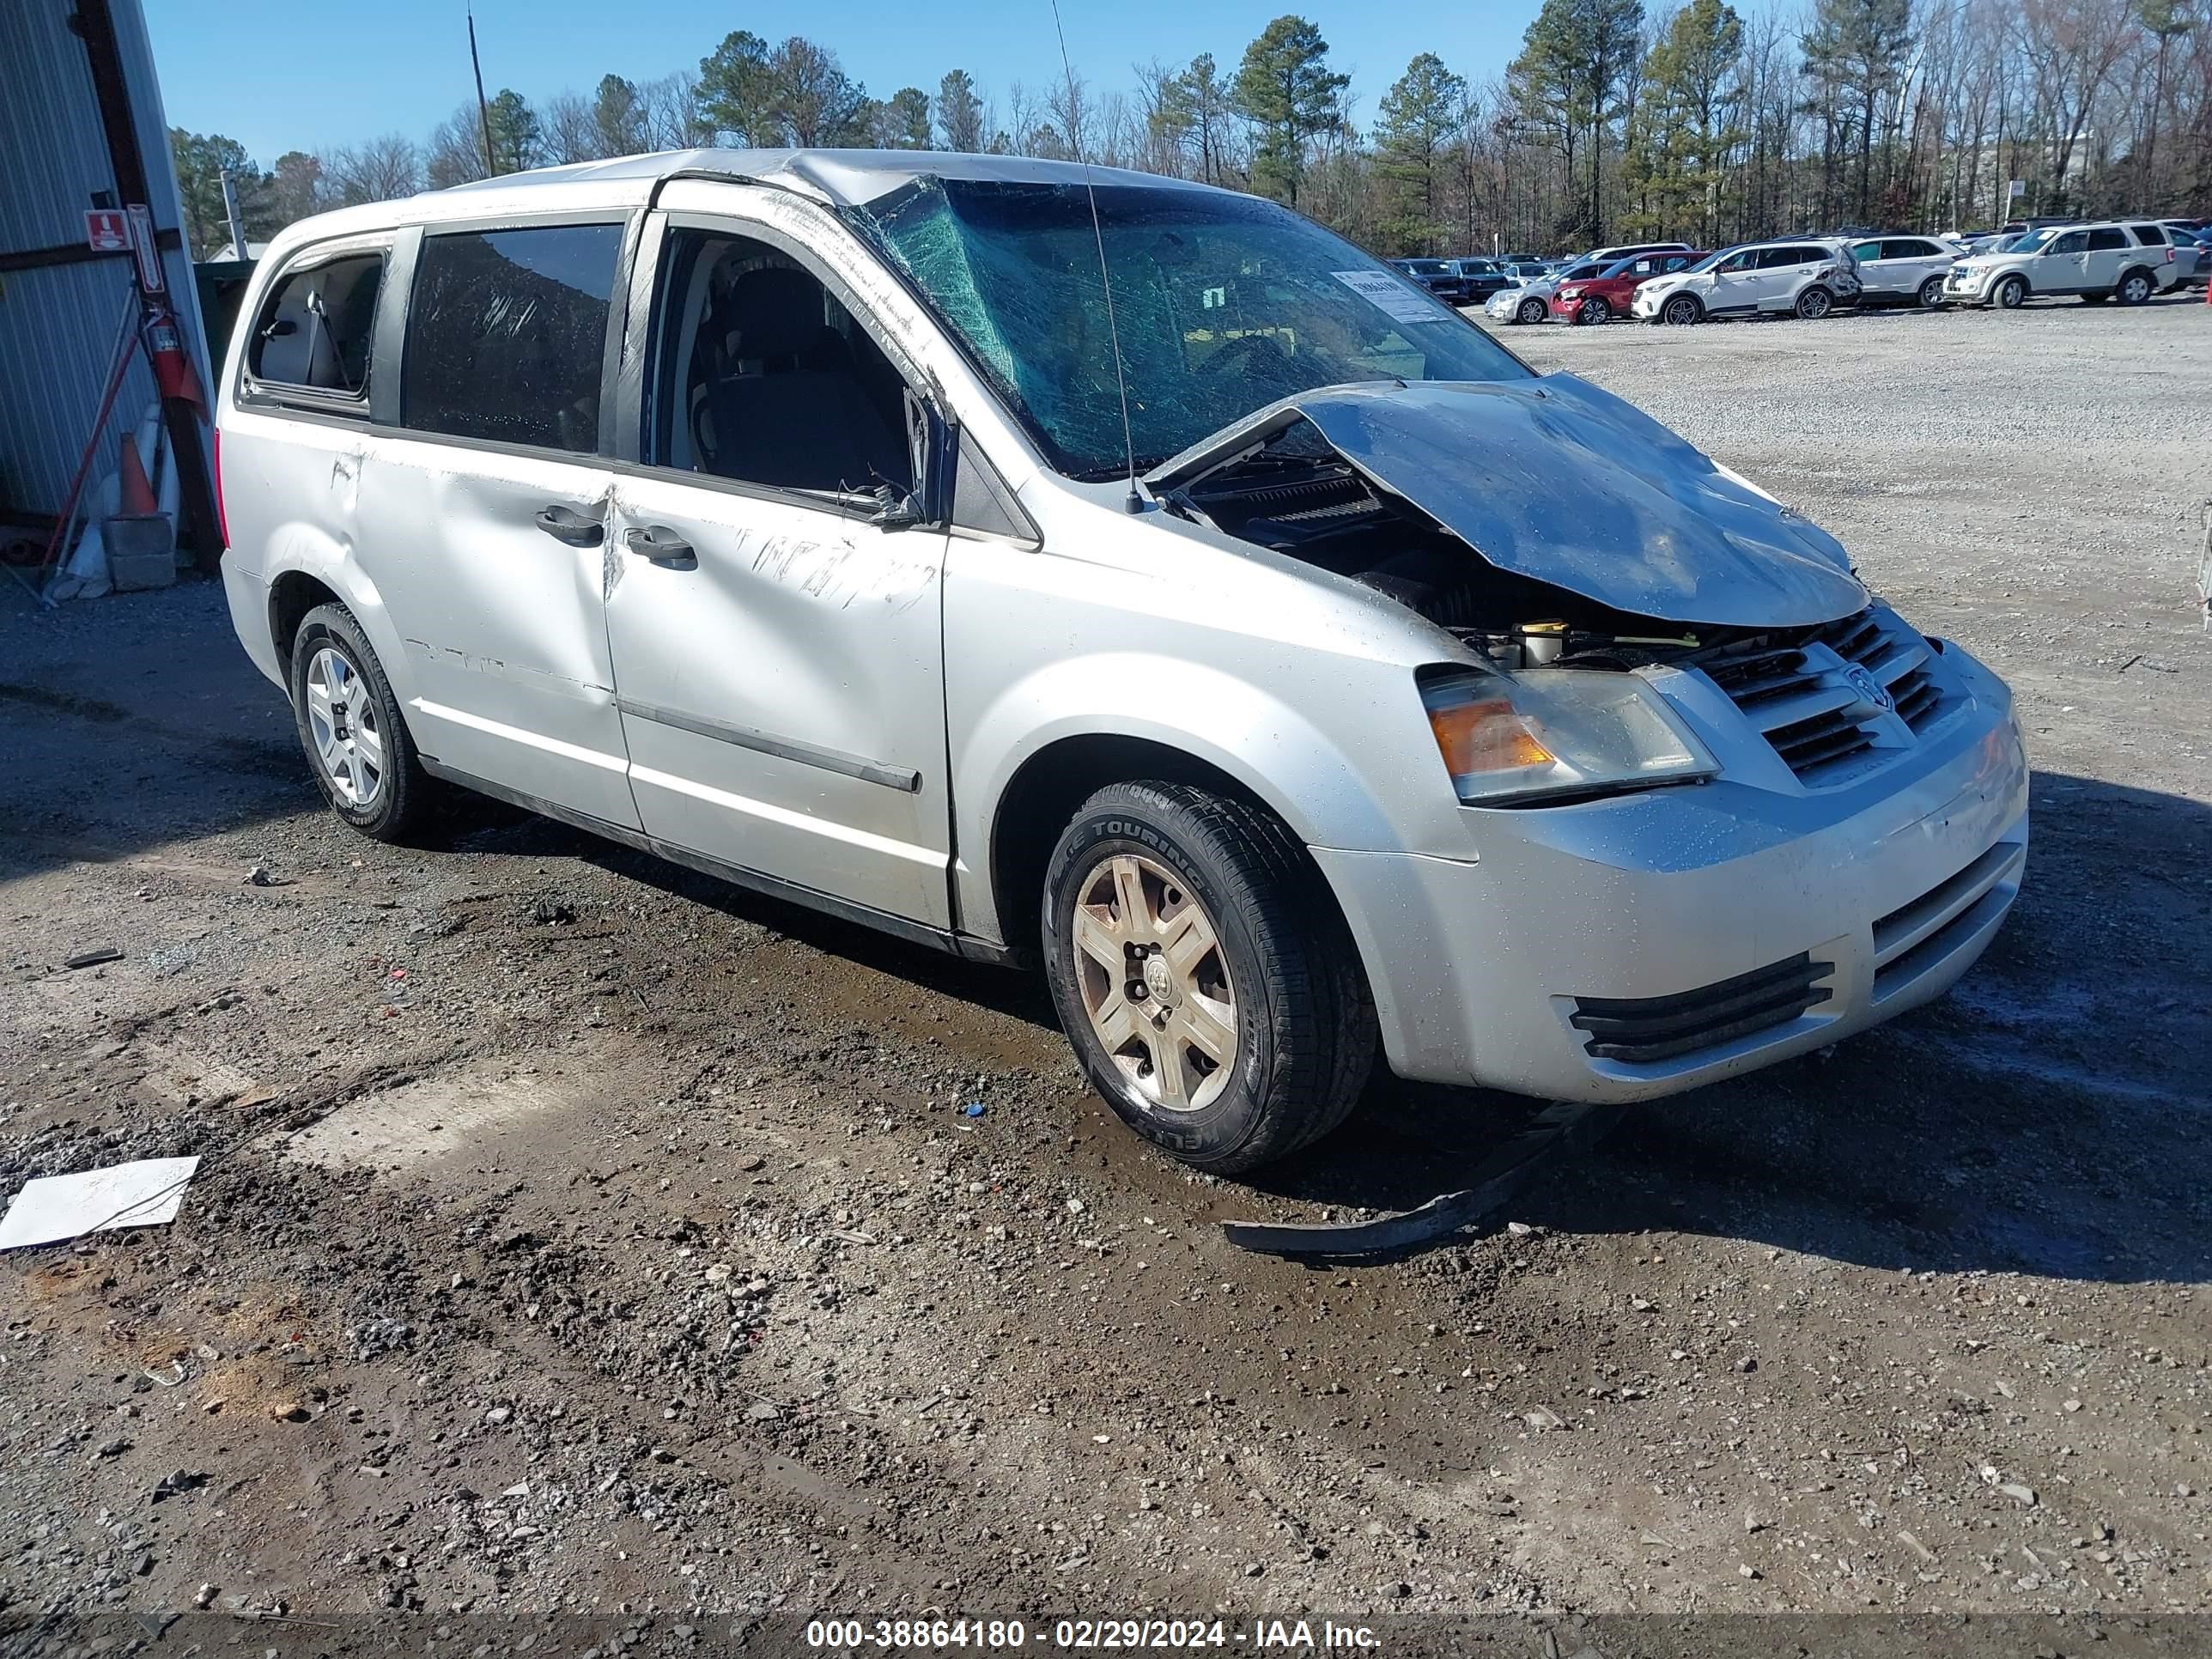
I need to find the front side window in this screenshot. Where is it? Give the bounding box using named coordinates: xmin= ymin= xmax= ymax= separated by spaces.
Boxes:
xmin=1851 ymin=240 xmax=1881 ymax=262
xmin=1713 ymin=249 xmax=1757 ymax=273
xmin=2048 ymin=231 xmax=2088 ymax=255
xmin=249 ymin=252 xmax=382 ymax=398
xmin=647 ymin=228 xmax=914 ymax=498
xmin=401 ymin=222 xmax=623 ymax=453
xmin=851 ymin=179 xmax=1529 ymax=480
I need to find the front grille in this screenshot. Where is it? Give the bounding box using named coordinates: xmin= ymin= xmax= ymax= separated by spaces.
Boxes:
xmin=1569 ymin=952 xmax=1834 ymax=1064
xmin=1694 ymin=606 xmax=1954 ymax=786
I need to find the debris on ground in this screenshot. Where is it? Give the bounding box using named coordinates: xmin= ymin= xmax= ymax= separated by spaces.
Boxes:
xmin=0 ymin=1155 xmax=199 ymax=1249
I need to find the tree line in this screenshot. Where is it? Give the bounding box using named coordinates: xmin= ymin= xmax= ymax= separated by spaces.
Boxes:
xmin=172 ymin=0 xmax=2209 ymax=264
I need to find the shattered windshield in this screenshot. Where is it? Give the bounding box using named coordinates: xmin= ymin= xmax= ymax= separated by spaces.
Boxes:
xmin=850 ymin=179 xmax=1530 ymax=480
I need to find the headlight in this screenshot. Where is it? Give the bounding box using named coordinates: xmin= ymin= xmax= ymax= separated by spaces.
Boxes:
xmin=1420 ymin=670 xmax=1718 ymax=806
xmin=1557 ymin=287 xmax=1580 ymax=299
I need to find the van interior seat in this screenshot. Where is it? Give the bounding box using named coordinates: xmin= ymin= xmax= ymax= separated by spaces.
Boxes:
xmin=699 ymin=265 xmax=907 ymax=495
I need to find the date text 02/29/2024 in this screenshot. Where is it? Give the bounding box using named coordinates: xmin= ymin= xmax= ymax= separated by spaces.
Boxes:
xmin=804 ymin=1620 xmax=1384 ymax=1650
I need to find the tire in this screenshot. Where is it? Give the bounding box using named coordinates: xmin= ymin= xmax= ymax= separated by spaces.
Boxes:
xmin=289 ymin=602 xmax=438 ymax=842
xmin=1662 ymin=293 xmax=1704 ymax=326
xmin=1516 ymin=296 xmax=1547 ymax=325
xmin=1041 ymin=781 xmax=1375 ymax=1174
xmin=1576 ymin=296 xmax=1612 ymax=325
xmin=1994 ymin=275 xmax=2027 ymax=309
xmin=1917 ymin=275 xmax=1945 ymax=308
xmin=1794 ymin=285 xmax=1833 ymax=319
xmin=2116 ymin=268 xmax=2154 ymax=305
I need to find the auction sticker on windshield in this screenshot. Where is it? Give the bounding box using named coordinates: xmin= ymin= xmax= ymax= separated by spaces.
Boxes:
xmin=1332 ymin=269 xmax=1447 ymax=323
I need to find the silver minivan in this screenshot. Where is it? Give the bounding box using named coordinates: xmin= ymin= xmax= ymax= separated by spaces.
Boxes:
xmin=217 ymin=149 xmax=2028 ymax=1172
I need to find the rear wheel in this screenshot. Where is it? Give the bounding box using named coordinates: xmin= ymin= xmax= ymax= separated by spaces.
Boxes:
xmin=1041 ymin=782 xmax=1374 ymax=1173
xmin=289 ymin=603 xmax=438 ymax=842
xmin=1662 ymin=293 xmax=1704 ymax=326
xmin=1516 ymin=295 xmax=1548 ymax=325
xmin=1917 ymin=275 xmax=1945 ymax=308
xmin=1575 ymin=296 xmax=1612 ymax=325
xmin=1794 ymin=285 xmax=1833 ymax=319
xmin=2117 ymin=268 xmax=2154 ymax=305
xmin=1994 ymin=275 xmax=2027 ymax=309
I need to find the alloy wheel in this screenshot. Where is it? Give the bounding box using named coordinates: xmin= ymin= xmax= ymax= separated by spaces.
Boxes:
xmin=1517 ymin=297 xmax=1547 ymax=325
xmin=304 ymin=646 xmax=385 ymax=808
xmin=1797 ymin=288 xmax=1832 ymax=319
xmin=1068 ymin=852 xmax=1238 ymax=1113
xmin=2121 ymin=273 xmax=2151 ymax=304
xmin=1663 ymin=295 xmax=1700 ymax=325
xmin=1918 ymin=276 xmax=1944 ymax=308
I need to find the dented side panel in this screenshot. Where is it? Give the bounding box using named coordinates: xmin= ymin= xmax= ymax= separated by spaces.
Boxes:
xmin=352 ymin=433 xmax=641 ymax=828
xmin=603 ymin=477 xmax=955 ymax=929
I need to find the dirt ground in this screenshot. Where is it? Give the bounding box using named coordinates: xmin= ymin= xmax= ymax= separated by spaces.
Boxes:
xmin=2 ymin=295 xmax=2209 ymax=1654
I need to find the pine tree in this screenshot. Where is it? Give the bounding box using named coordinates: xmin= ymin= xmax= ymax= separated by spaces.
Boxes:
xmin=936 ymin=70 xmax=985 ymax=152
xmin=1373 ymin=54 xmax=1468 ymax=253
xmin=1231 ymin=16 xmax=1349 ymax=207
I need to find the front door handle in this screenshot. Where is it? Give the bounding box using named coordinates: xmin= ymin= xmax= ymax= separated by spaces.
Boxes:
xmin=534 ymin=505 xmax=605 ymax=547
xmin=623 ymin=526 xmax=696 ymax=568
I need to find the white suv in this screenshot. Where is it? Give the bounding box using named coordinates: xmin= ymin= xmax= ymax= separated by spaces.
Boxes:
xmin=1846 ymin=234 xmax=1963 ymax=308
xmin=1943 ymin=221 xmax=2183 ymax=308
xmin=1632 ymin=240 xmax=1861 ymax=324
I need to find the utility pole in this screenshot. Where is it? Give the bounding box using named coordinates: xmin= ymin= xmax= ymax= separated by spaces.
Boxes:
xmin=469 ymin=4 xmax=497 ymax=177
xmin=219 ymin=168 xmax=247 ymax=259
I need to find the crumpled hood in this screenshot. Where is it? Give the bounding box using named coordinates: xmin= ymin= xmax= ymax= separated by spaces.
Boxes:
xmin=1158 ymin=374 xmax=1867 ymax=629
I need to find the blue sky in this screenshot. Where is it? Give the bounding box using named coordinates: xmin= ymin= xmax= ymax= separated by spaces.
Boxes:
xmin=143 ymin=0 xmax=1546 ymax=167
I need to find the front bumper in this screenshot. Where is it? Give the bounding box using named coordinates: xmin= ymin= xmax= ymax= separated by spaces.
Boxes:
xmin=1314 ymin=645 xmax=2028 ymax=1102
xmin=1632 ymin=287 xmax=1676 ymax=319
xmin=1944 ymin=268 xmax=1993 ymax=301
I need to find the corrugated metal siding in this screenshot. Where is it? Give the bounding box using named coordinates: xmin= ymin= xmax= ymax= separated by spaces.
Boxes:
xmin=0 ymin=0 xmax=213 ymax=520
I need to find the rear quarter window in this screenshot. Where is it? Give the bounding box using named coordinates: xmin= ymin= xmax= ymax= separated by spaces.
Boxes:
xmin=400 ymin=222 xmax=624 ymax=454
xmin=2130 ymin=225 xmax=2166 ymax=245
xmin=248 ymin=252 xmax=383 ymax=399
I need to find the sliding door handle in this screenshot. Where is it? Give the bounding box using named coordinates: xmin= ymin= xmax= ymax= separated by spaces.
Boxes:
xmin=623 ymin=526 xmax=696 ymax=568
xmin=534 ymin=505 xmax=605 ymax=547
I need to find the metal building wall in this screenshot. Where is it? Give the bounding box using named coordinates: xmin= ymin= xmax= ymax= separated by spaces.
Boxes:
xmin=0 ymin=0 xmax=212 ymax=522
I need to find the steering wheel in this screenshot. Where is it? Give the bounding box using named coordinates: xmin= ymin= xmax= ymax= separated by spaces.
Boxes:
xmin=1199 ymin=331 xmax=1291 ymax=379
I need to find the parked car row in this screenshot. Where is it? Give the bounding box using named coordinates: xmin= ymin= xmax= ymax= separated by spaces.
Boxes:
xmin=1459 ymin=220 xmax=2200 ymax=328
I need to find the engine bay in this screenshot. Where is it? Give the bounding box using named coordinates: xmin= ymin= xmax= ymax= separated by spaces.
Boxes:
xmin=1159 ymin=421 xmax=1750 ymax=672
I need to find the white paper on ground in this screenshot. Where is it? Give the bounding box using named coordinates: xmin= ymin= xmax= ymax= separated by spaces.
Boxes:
xmin=0 ymin=1157 xmax=200 ymax=1250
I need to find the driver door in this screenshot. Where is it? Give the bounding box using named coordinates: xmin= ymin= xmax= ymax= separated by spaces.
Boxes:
xmin=1705 ymin=247 xmax=1764 ymax=313
xmin=2042 ymin=230 xmax=2090 ymax=293
xmin=601 ymin=211 xmax=955 ymax=930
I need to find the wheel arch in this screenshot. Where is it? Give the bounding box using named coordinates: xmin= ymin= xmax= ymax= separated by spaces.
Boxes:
xmin=258 ymin=541 xmax=408 ymax=697
xmin=988 ymin=731 xmax=1379 ymax=966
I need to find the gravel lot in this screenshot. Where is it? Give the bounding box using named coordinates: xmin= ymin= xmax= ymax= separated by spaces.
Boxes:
xmin=1 ymin=295 xmax=2208 ymax=1654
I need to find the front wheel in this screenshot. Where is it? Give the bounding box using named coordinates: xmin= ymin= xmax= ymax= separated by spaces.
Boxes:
xmin=1994 ymin=275 xmax=2027 ymax=309
xmin=1662 ymin=294 xmax=1704 ymax=326
xmin=1576 ymin=297 xmax=1612 ymax=325
xmin=1917 ymin=275 xmax=1945 ymax=308
xmin=1794 ymin=285 xmax=1833 ymax=319
xmin=289 ymin=602 xmax=438 ymax=842
xmin=1516 ymin=296 xmax=1547 ymax=325
xmin=1041 ymin=782 xmax=1374 ymax=1173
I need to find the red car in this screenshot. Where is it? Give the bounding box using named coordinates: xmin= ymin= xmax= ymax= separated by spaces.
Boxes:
xmin=1551 ymin=249 xmax=1707 ymax=324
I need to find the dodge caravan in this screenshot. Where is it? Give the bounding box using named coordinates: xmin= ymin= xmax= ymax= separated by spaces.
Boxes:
xmin=217 ymin=150 xmax=2028 ymax=1173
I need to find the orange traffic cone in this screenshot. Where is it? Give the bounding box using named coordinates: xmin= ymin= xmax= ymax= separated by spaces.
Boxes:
xmin=118 ymin=432 xmax=157 ymax=515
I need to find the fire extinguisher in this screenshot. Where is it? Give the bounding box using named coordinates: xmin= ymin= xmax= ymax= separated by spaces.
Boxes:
xmin=141 ymin=301 xmax=206 ymax=418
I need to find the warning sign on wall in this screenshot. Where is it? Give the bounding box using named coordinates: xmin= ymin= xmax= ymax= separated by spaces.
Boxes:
xmin=85 ymin=209 xmax=129 ymax=252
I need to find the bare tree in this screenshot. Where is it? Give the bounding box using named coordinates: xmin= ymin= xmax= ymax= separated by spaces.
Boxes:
xmin=540 ymin=90 xmax=601 ymax=165
xmin=323 ymin=133 xmax=421 ymax=205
